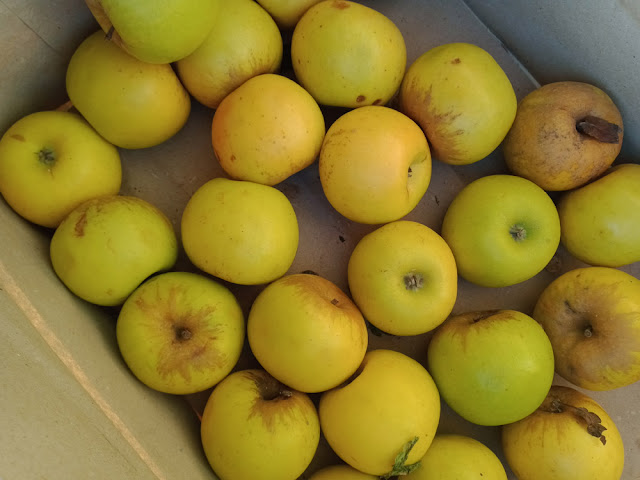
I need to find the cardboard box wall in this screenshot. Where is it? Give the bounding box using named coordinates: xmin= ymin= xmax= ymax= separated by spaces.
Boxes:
xmin=1 ymin=1 xmax=638 ymax=479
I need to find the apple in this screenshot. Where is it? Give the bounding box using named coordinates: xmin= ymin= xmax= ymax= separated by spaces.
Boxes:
xmin=441 ymin=174 xmax=560 ymax=287
xmin=319 ymin=349 xmax=440 ymax=477
xmin=210 ymin=74 xmax=325 ymax=185
xmin=0 ymin=110 xmax=121 ymax=228
xmin=256 ymin=0 xmax=324 ymax=30
xmin=309 ymin=464 xmax=378 ymax=480
xmin=558 ymin=163 xmax=640 ymax=267
xmin=84 ymin=0 xmax=220 ymax=64
xmin=404 ymin=434 xmax=507 ymax=480
xmin=66 ymin=30 xmax=191 ymax=149
xmin=247 ymin=273 xmax=368 ymax=393
xmin=50 ymin=195 xmax=178 ymax=306
xmin=291 ymin=0 xmax=406 ymax=108
xmin=533 ymin=266 xmax=640 ymax=391
xmin=427 ymin=309 xmax=555 ymax=426
xmin=176 ymin=0 xmax=283 ymax=109
xmin=502 ymin=385 xmax=625 ymax=480
xmin=180 ymin=177 xmax=299 ymax=285
xmin=400 ymin=42 xmax=517 ymax=165
xmin=200 ymin=368 xmax=320 ymax=480
xmin=116 ymin=271 xmax=245 ymax=395
xmin=503 ymin=81 xmax=624 ymax=191
xmin=319 ymin=106 xmax=431 ymax=224
xmin=347 ymin=220 xmax=457 ymax=336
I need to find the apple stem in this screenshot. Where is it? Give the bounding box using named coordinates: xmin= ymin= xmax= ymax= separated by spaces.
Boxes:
xmin=404 ymin=272 xmax=424 ymax=291
xmin=509 ymin=224 xmax=527 ymax=241
xmin=38 ymin=148 xmax=56 ymax=167
xmin=576 ymin=115 xmax=621 ymax=144
xmin=584 ymin=325 xmax=594 ymax=338
xmin=55 ymin=100 xmax=74 ymax=112
xmin=548 ymin=398 xmax=608 ymax=445
xmin=175 ymin=326 xmax=192 ymax=341
xmin=380 ymin=436 xmax=422 ymax=479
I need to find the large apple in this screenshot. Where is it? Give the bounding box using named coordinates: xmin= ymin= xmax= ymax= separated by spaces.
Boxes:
xmin=50 ymin=195 xmax=178 ymax=306
xmin=200 ymin=368 xmax=320 ymax=480
xmin=441 ymin=174 xmax=560 ymax=287
xmin=256 ymin=0 xmax=323 ymax=30
xmin=0 ymin=110 xmax=121 ymax=228
xmin=427 ymin=309 xmax=555 ymax=426
xmin=533 ymin=266 xmax=640 ymax=391
xmin=309 ymin=464 xmax=378 ymax=480
xmin=502 ymin=385 xmax=625 ymax=480
xmin=66 ymin=30 xmax=191 ymax=149
xmin=319 ymin=349 xmax=440 ymax=477
xmin=319 ymin=106 xmax=431 ymax=224
xmin=181 ymin=178 xmax=299 ymax=285
xmin=558 ymin=163 xmax=640 ymax=267
xmin=400 ymin=42 xmax=517 ymax=165
xmin=503 ymin=81 xmax=623 ymax=191
xmin=347 ymin=220 xmax=457 ymax=336
xmin=84 ymin=0 xmax=220 ymax=64
xmin=116 ymin=271 xmax=244 ymax=395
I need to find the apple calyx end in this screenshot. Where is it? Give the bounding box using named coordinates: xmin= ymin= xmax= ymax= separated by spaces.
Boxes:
xmin=576 ymin=115 xmax=621 ymax=144
xmin=509 ymin=224 xmax=527 ymax=242
xmin=38 ymin=148 xmax=56 ymax=167
xmin=174 ymin=326 xmax=192 ymax=342
xmin=404 ymin=272 xmax=424 ymax=291
xmin=381 ymin=436 xmax=422 ymax=479
xmin=546 ymin=397 xmax=608 ymax=445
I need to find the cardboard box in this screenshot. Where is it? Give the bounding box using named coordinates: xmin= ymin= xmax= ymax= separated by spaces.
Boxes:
xmin=1 ymin=1 xmax=638 ymax=478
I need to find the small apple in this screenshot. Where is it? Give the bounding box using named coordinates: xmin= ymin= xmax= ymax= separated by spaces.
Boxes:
xmin=400 ymin=42 xmax=517 ymax=165
xmin=256 ymin=0 xmax=324 ymax=30
xmin=116 ymin=271 xmax=245 ymax=395
xmin=319 ymin=106 xmax=431 ymax=224
xmin=502 ymin=385 xmax=625 ymax=480
xmin=247 ymin=273 xmax=368 ymax=393
xmin=50 ymin=195 xmax=178 ymax=306
xmin=180 ymin=177 xmax=299 ymax=285
xmin=84 ymin=0 xmax=220 ymax=64
xmin=319 ymin=349 xmax=440 ymax=477
xmin=210 ymin=74 xmax=325 ymax=185
xmin=347 ymin=220 xmax=457 ymax=336
xmin=558 ymin=163 xmax=640 ymax=267
xmin=441 ymin=174 xmax=560 ymax=287
xmin=200 ymin=368 xmax=320 ymax=480
xmin=176 ymin=0 xmax=283 ymax=109
xmin=503 ymin=81 xmax=623 ymax=191
xmin=291 ymin=0 xmax=406 ymax=108
xmin=0 ymin=110 xmax=121 ymax=228
xmin=66 ymin=30 xmax=191 ymax=149
xmin=427 ymin=309 xmax=555 ymax=426
xmin=533 ymin=266 xmax=640 ymax=391
xmin=404 ymin=434 xmax=507 ymax=480
xmin=308 ymin=464 xmax=378 ymax=480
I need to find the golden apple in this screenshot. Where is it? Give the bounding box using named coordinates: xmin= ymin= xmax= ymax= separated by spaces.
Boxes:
xmin=256 ymin=0 xmax=324 ymax=30
xmin=309 ymin=464 xmax=378 ymax=480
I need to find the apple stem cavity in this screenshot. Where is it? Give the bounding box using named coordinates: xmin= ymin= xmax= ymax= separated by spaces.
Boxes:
xmin=547 ymin=398 xmax=608 ymax=445
xmin=381 ymin=436 xmax=421 ymax=479
xmin=576 ymin=115 xmax=621 ymax=144
xmin=584 ymin=325 xmax=594 ymax=338
xmin=174 ymin=326 xmax=192 ymax=341
xmin=509 ymin=224 xmax=527 ymax=242
xmin=404 ymin=272 xmax=424 ymax=291
xmin=38 ymin=148 xmax=56 ymax=167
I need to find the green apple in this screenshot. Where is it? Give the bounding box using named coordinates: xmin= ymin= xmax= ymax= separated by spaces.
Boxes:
xmin=66 ymin=30 xmax=191 ymax=149
xmin=247 ymin=273 xmax=368 ymax=393
xmin=309 ymin=464 xmax=378 ymax=480
xmin=0 ymin=110 xmax=121 ymax=228
xmin=84 ymin=0 xmax=220 ymax=64
xmin=319 ymin=349 xmax=440 ymax=477
xmin=50 ymin=195 xmax=177 ymax=306
xmin=256 ymin=0 xmax=324 ymax=30
xmin=116 ymin=271 xmax=244 ymax=395
xmin=533 ymin=266 xmax=640 ymax=391
xmin=427 ymin=309 xmax=555 ymax=426
xmin=441 ymin=174 xmax=561 ymax=287
xmin=347 ymin=220 xmax=457 ymax=336
xmin=200 ymin=369 xmax=320 ymax=480
xmin=558 ymin=163 xmax=640 ymax=267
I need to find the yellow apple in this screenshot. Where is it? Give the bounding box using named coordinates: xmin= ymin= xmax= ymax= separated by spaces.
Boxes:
xmin=533 ymin=266 xmax=640 ymax=391
xmin=319 ymin=106 xmax=431 ymax=224
xmin=176 ymin=0 xmax=283 ymax=109
xmin=256 ymin=0 xmax=324 ymax=30
xmin=400 ymin=42 xmax=517 ymax=165
xmin=291 ymin=0 xmax=406 ymax=108
xmin=247 ymin=273 xmax=368 ymax=393
xmin=404 ymin=434 xmax=507 ymax=480
xmin=210 ymin=74 xmax=325 ymax=185
xmin=116 ymin=271 xmax=245 ymax=395
xmin=66 ymin=30 xmax=191 ymax=149
xmin=502 ymin=385 xmax=625 ymax=480
xmin=200 ymin=369 xmax=320 ymax=480
xmin=0 ymin=110 xmax=121 ymax=228
xmin=308 ymin=464 xmax=378 ymax=480
xmin=50 ymin=195 xmax=177 ymax=306
xmin=558 ymin=163 xmax=640 ymax=267
xmin=347 ymin=220 xmax=457 ymax=336
xmin=319 ymin=349 xmax=440 ymax=476
xmin=180 ymin=177 xmax=299 ymax=285
xmin=84 ymin=0 xmax=220 ymax=64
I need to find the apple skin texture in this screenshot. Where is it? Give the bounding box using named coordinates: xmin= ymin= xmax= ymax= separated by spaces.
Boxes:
xmin=533 ymin=266 xmax=640 ymax=391
xmin=116 ymin=271 xmax=245 ymax=395
xmin=0 ymin=110 xmax=121 ymax=228
xmin=558 ymin=163 xmax=640 ymax=267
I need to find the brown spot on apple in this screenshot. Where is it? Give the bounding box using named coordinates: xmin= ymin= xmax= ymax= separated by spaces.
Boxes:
xmin=74 ymin=211 xmax=88 ymax=237
xmin=332 ymin=0 xmax=350 ymax=9
xmin=11 ymin=134 xmax=25 ymax=142
xmin=451 ymin=58 xmax=461 ymax=64
xmin=373 ymin=98 xmax=383 ymax=105
xmin=356 ymin=95 xmax=366 ymax=103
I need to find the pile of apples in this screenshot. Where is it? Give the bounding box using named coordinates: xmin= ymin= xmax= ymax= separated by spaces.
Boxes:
xmin=1 ymin=1 xmax=639 ymax=479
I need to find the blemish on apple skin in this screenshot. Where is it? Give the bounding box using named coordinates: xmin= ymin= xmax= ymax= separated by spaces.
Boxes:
xmin=451 ymin=58 xmax=461 ymax=64
xmin=333 ymin=0 xmax=350 ymax=9
xmin=11 ymin=134 xmax=25 ymax=142
xmin=356 ymin=95 xmax=366 ymax=103
xmin=74 ymin=211 xmax=88 ymax=237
